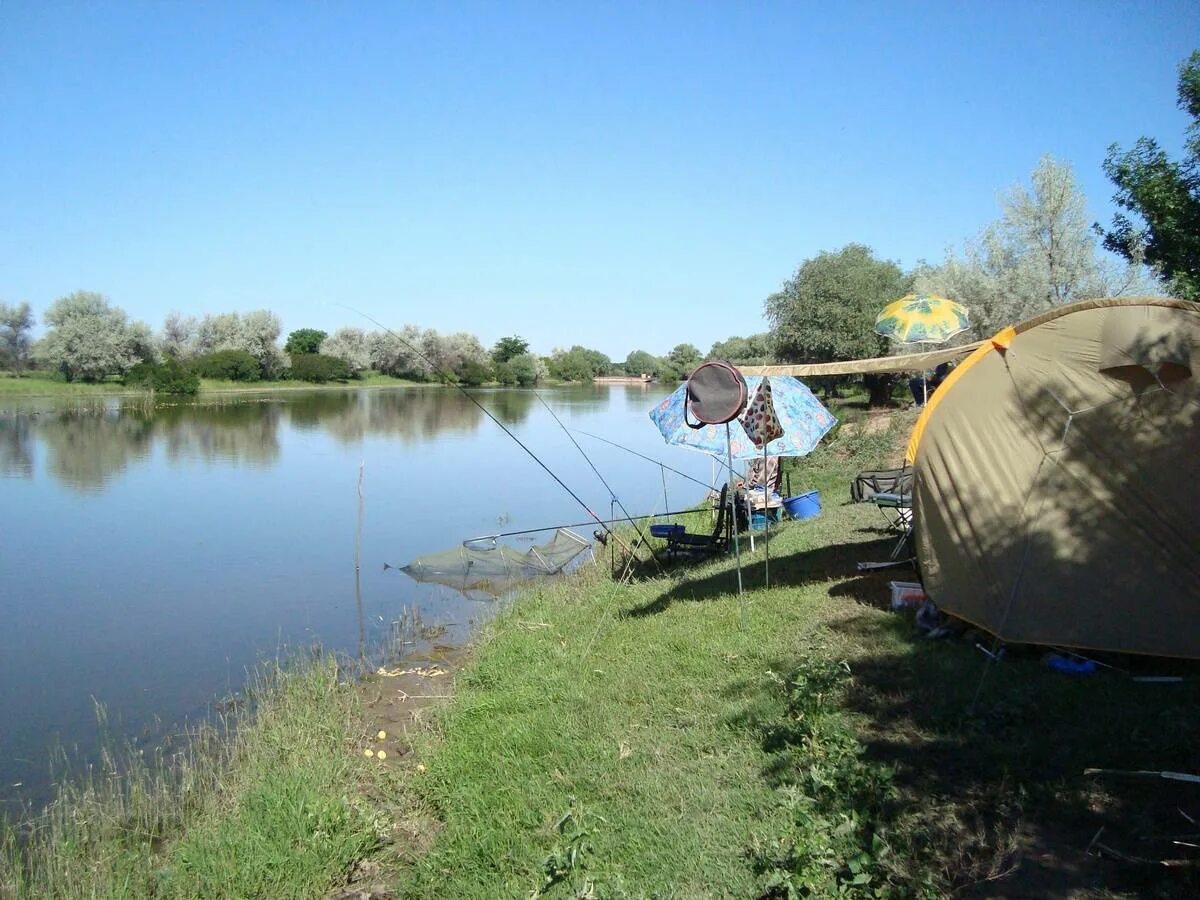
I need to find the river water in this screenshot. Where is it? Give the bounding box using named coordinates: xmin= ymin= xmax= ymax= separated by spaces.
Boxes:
xmin=0 ymin=384 xmax=715 ymax=812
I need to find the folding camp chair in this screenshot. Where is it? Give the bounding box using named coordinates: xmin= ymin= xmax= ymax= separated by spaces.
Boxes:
xmin=871 ymin=492 xmax=912 ymax=560
xmin=850 ymin=466 xmax=912 ymax=503
xmin=651 ymin=485 xmax=731 ymax=560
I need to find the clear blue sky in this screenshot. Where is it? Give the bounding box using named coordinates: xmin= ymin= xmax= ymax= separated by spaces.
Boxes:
xmin=2 ymin=2 xmax=1196 ymax=359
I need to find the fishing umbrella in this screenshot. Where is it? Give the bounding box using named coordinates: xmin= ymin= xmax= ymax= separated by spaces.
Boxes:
xmin=874 ymin=293 xmax=970 ymax=403
xmin=650 ymin=373 xmax=837 ymax=599
xmin=649 ymin=375 xmax=836 ymax=461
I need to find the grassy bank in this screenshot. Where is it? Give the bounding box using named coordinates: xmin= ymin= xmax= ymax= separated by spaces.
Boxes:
xmin=5 ymin=404 xmax=1196 ymax=897
xmin=1 ymin=658 xmax=406 ymax=899
xmin=385 ymin=410 xmax=1198 ymax=897
xmin=0 ymin=373 xmax=134 ymax=398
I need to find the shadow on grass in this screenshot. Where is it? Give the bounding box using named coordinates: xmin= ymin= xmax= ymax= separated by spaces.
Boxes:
xmin=749 ymin=606 xmax=1200 ymax=896
xmin=620 ymin=534 xmax=900 ymax=618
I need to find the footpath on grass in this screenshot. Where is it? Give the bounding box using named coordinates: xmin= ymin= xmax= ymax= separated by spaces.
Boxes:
xmin=5 ymin=406 xmax=1198 ymax=898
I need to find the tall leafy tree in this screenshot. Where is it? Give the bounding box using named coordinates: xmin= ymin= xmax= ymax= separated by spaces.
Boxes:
xmin=0 ymin=301 xmax=35 ymax=371
xmin=34 ymin=291 xmax=154 ymax=381
xmin=1100 ymin=50 xmax=1200 ymax=300
xmin=319 ymin=328 xmax=371 ymax=374
xmin=766 ymin=244 xmax=908 ymax=404
xmin=160 ymin=311 xmax=196 ymax=359
xmin=284 ymin=328 xmax=328 ymax=356
xmin=491 ymin=335 xmax=530 ymax=364
xmin=368 ymin=325 xmax=430 ymax=380
xmin=916 ymin=156 xmax=1158 ymax=336
xmin=708 ymin=333 xmax=771 ymax=365
xmin=192 ymin=310 xmax=285 ymax=377
xmin=622 ymin=349 xmax=661 ymax=377
xmin=547 ymin=346 xmax=611 ymax=381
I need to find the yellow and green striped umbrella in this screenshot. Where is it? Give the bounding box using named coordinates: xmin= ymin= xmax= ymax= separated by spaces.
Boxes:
xmin=875 ymin=293 xmax=970 ymax=345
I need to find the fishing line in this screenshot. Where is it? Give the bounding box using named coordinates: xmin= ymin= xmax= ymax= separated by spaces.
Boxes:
xmin=334 ymin=305 xmax=618 ymax=540
xmin=533 ymin=393 xmax=661 ymax=573
xmin=570 ymin=429 xmax=719 ymax=491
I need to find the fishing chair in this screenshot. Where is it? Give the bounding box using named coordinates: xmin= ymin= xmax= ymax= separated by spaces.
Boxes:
xmin=850 ymin=466 xmax=912 ymax=503
xmin=651 ymin=485 xmax=731 ymax=560
xmin=871 ymin=492 xmax=913 ymax=559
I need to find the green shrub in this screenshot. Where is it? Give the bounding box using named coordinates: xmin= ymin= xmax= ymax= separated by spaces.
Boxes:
xmin=125 ymin=359 xmax=201 ymax=395
xmin=457 ymin=358 xmax=492 ymax=386
xmin=288 ymin=353 xmax=353 ymax=383
xmin=191 ymin=350 xmax=262 ymax=382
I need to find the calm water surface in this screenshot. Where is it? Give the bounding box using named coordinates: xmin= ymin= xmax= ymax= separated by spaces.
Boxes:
xmin=0 ymin=384 xmax=714 ymax=811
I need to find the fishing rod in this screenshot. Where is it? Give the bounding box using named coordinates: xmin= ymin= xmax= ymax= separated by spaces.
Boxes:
xmin=533 ymin=393 xmax=662 ymax=572
xmin=459 ymin=507 xmax=714 ymax=544
xmin=335 ymin=305 xmax=621 ymax=543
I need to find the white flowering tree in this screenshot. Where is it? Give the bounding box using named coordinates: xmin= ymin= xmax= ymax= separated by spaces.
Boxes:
xmin=35 ymin=292 xmax=154 ymax=381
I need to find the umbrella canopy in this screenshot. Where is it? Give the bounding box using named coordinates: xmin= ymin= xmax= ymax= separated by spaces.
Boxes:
xmin=650 ymin=375 xmax=836 ymax=460
xmin=875 ymin=293 xmax=970 ymax=345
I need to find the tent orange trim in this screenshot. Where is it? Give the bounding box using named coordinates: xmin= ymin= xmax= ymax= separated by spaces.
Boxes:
xmin=903 ymin=298 xmax=1188 ymax=464
xmin=904 ymin=337 xmax=998 ymax=464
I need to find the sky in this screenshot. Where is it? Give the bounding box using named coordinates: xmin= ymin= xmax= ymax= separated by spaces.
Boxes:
xmin=1 ymin=2 xmax=1197 ymax=359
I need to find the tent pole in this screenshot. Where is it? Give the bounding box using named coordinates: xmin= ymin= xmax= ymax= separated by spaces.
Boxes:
xmin=726 ymin=423 xmax=745 ymax=625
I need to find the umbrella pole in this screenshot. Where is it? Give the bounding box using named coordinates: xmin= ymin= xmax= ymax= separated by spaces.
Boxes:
xmin=726 ymin=423 xmax=745 ymax=625
xmin=745 ymin=467 xmax=754 ymax=552
xmin=763 ymin=444 xmax=770 ymax=589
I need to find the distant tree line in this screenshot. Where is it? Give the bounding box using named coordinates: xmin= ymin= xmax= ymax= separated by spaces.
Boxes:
xmin=1 ymin=292 xmax=771 ymax=393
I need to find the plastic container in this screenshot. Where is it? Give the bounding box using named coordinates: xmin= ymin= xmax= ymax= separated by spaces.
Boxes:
xmin=649 ymin=524 xmax=684 ymax=539
xmin=888 ymin=581 xmax=927 ymax=610
xmin=782 ymin=490 xmax=821 ymax=520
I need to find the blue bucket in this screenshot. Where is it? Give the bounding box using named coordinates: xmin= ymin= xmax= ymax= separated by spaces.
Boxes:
xmin=783 ymin=490 xmax=821 ymax=520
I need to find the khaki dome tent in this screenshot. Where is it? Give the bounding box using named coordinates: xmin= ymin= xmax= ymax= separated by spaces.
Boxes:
xmin=906 ymin=297 xmax=1200 ymax=659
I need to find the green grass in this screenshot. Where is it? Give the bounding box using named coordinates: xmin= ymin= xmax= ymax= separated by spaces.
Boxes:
xmin=0 ymin=372 xmax=135 ymax=397
xmin=395 ymin=476 xmax=902 ymax=896
xmin=392 ymin=411 xmax=1199 ymax=897
xmin=0 ymin=657 xmax=404 ymax=899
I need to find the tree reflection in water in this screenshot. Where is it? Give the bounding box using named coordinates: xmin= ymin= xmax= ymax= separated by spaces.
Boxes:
xmin=11 ymin=386 xmax=546 ymax=492
xmin=0 ymin=415 xmax=34 ymax=478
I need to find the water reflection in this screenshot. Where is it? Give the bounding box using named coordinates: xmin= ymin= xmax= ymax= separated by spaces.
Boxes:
xmin=0 ymin=415 xmax=33 ymax=477
xmin=2 ymin=387 xmax=549 ymax=492
xmin=0 ymin=383 xmax=705 ymax=813
xmin=38 ymin=408 xmax=156 ymax=491
xmin=156 ymin=401 xmax=282 ymax=468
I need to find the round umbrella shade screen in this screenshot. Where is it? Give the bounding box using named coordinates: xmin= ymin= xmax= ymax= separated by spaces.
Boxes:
xmin=650 ymin=375 xmax=836 ymax=460
xmin=875 ymin=293 xmax=970 ymax=345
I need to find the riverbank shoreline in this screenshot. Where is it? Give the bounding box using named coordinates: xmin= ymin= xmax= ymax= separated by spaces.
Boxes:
xmin=5 ymin=407 xmax=1197 ymax=897
xmin=0 ymin=372 xmax=431 ymax=399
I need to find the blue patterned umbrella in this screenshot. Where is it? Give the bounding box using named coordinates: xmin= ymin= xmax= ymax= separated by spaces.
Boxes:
xmin=649 ymin=375 xmax=836 ymax=460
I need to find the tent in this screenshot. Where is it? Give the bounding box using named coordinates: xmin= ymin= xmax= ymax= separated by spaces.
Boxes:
xmin=906 ymin=297 xmax=1200 ymax=658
